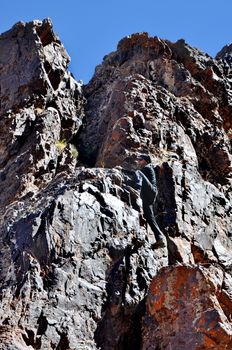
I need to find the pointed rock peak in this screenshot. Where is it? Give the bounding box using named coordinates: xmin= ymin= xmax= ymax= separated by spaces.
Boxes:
xmin=216 ymin=43 xmax=232 ymax=60
xmin=116 ymin=32 xmax=172 ymax=60
xmin=0 ymin=18 xmax=84 ymax=206
xmin=0 ymin=18 xmax=70 ymax=114
xmin=34 ymin=18 xmax=62 ymax=47
xmin=170 ymin=37 xmax=213 ymax=62
xmin=99 ymin=33 xmax=173 ymax=70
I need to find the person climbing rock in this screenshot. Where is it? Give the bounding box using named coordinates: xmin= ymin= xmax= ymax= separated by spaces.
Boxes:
xmin=136 ymin=154 xmax=167 ymax=248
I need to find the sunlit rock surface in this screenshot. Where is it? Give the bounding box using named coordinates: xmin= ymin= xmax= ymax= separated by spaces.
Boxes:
xmin=0 ymin=22 xmax=231 ymax=349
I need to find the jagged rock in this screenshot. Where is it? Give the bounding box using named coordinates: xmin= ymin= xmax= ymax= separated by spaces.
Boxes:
xmin=79 ymin=33 xmax=232 ymax=173
xmin=78 ymin=32 xmax=232 ymax=349
xmin=0 ymin=23 xmax=231 ymax=350
xmin=78 ymin=32 xmax=232 ymax=265
xmin=0 ymin=19 xmax=84 ymax=208
xmin=0 ymin=168 xmax=168 ymax=349
xmin=143 ymin=264 xmax=232 ymax=350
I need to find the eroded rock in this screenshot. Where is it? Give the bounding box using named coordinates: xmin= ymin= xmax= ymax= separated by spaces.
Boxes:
xmin=0 ymin=169 xmax=168 ymax=349
xmin=0 ymin=19 xmax=84 ymax=208
xmin=0 ymin=23 xmax=232 ymax=350
xmin=143 ymin=264 xmax=232 ymax=350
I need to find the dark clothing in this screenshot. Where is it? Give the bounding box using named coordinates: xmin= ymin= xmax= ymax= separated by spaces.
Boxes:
xmin=142 ymin=197 xmax=163 ymax=240
xmin=141 ymin=164 xmax=157 ymax=189
xmin=138 ymin=164 xmax=163 ymax=241
xmin=138 ymin=164 xmax=157 ymax=204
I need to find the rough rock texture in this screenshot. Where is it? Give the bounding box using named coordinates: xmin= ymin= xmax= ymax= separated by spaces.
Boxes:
xmin=0 ymin=23 xmax=232 ymax=349
xmin=0 ymin=19 xmax=84 ymax=208
xmin=143 ymin=265 xmax=232 ymax=349
xmin=1 ymin=168 xmax=168 ymax=350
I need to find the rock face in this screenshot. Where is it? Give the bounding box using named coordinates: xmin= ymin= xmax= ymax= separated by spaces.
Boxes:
xmin=0 ymin=23 xmax=231 ymax=350
xmin=143 ymin=265 xmax=232 ymax=349
xmin=0 ymin=19 xmax=84 ymax=208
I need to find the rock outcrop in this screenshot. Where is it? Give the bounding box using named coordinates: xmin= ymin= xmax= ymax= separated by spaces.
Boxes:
xmin=143 ymin=265 xmax=232 ymax=350
xmin=0 ymin=22 xmax=231 ymax=350
xmin=0 ymin=19 xmax=84 ymax=208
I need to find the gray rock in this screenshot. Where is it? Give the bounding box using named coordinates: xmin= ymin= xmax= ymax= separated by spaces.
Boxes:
xmin=0 ymin=22 xmax=231 ymax=350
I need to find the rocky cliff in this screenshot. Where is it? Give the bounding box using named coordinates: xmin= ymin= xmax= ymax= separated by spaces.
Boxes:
xmin=0 ymin=19 xmax=231 ymax=350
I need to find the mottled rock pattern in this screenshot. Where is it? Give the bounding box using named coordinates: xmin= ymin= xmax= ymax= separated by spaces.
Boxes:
xmin=0 ymin=19 xmax=84 ymax=208
xmin=0 ymin=168 xmax=167 ymax=349
xmin=78 ymin=32 xmax=232 ymax=349
xmin=0 ymin=24 xmax=231 ymax=350
xmin=143 ymin=265 xmax=232 ymax=350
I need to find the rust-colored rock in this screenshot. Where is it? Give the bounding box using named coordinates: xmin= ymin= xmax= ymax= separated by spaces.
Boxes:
xmin=143 ymin=265 xmax=232 ymax=350
xmin=0 ymin=22 xmax=232 ymax=350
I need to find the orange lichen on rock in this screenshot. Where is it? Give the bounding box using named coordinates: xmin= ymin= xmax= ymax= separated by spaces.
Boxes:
xmin=143 ymin=265 xmax=232 ymax=350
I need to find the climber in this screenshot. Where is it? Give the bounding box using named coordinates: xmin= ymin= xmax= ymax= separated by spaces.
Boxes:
xmin=136 ymin=154 xmax=166 ymax=248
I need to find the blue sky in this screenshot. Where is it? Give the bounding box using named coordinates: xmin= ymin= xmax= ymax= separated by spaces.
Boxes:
xmin=1 ymin=0 xmax=231 ymax=83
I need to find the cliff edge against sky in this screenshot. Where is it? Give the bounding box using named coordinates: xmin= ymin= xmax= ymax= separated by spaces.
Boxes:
xmin=0 ymin=19 xmax=231 ymax=350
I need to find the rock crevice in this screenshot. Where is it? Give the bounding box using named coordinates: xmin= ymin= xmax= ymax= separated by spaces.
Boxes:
xmin=0 ymin=21 xmax=231 ymax=350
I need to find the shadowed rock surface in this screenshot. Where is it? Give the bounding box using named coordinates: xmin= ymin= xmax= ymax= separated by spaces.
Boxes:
xmin=0 ymin=22 xmax=231 ymax=349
